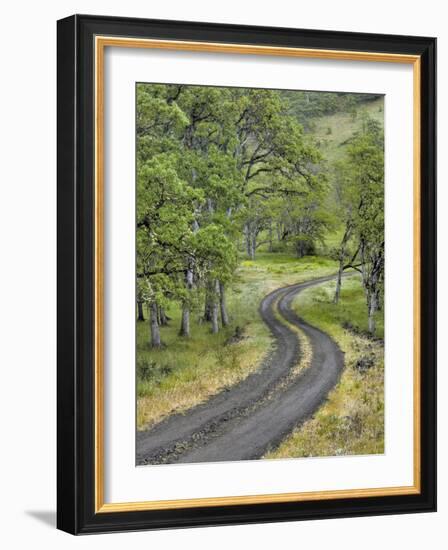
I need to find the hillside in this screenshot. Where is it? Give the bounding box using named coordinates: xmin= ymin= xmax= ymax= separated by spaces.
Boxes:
xmin=307 ymin=96 xmax=384 ymax=165
xmin=285 ymin=93 xmax=385 ymax=250
xmin=279 ymin=90 xmax=384 ymax=164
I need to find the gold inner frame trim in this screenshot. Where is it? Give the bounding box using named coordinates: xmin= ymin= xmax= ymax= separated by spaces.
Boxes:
xmin=94 ymin=35 xmax=421 ymax=513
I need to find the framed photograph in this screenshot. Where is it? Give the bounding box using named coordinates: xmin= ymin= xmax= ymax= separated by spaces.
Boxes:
xmin=57 ymin=14 xmax=436 ymax=534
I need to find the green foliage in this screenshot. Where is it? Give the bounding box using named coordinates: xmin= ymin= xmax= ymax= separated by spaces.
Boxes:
xmin=136 ymin=83 xmax=384 ymax=344
xmin=330 ymin=115 xmax=385 ymax=332
xmin=136 ymin=83 xmax=328 ymax=342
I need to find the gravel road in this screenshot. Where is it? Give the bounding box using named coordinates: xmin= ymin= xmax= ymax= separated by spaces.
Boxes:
xmin=136 ymin=274 xmax=345 ymax=465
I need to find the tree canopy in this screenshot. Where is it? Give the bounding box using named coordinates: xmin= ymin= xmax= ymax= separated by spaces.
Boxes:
xmin=136 ymin=83 xmax=385 ymax=344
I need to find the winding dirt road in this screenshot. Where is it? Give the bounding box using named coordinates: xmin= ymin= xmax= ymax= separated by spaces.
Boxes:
xmin=136 ymin=274 xmax=346 ymax=465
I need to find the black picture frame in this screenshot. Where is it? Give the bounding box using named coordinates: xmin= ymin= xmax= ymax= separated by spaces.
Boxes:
xmin=57 ymin=14 xmax=436 ymax=535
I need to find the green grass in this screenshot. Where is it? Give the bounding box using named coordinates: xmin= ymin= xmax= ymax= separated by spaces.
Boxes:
xmin=137 ymin=252 xmax=338 ymax=429
xmin=294 ymin=276 xmax=384 ymax=339
xmin=265 ymin=275 xmax=384 ymax=459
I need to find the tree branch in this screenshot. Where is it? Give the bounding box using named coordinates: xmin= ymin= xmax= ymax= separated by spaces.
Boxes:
xmin=342 ymin=263 xmax=363 ymax=274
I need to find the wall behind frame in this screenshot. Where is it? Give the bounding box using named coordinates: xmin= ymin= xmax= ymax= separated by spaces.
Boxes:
xmin=0 ymin=0 xmax=442 ymax=548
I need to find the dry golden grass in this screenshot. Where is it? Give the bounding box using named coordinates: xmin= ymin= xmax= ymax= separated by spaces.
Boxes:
xmin=137 ymin=320 xmax=272 ymax=429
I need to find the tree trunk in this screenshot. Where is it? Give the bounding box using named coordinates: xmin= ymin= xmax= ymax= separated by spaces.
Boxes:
xmin=334 ymin=266 xmax=343 ymax=304
xmin=149 ymin=301 xmax=161 ymax=347
xmin=159 ymin=307 xmax=168 ymax=326
xmin=246 ymin=231 xmax=256 ymax=260
xmin=202 ymin=280 xmax=213 ymax=322
xmin=245 ymin=224 xmax=256 ymax=260
xmin=333 ymin=223 xmax=352 ymax=304
xmin=219 ymin=281 xmax=229 ymax=326
xmin=276 ymin=222 xmax=283 ymax=242
xmin=211 ymin=280 xmax=219 ymax=334
xmin=137 ymin=300 xmax=145 ymax=321
xmin=367 ymin=292 xmax=377 ymax=335
xmin=251 ymin=230 xmax=257 ymax=259
xmin=249 ymin=238 xmax=256 ymax=260
xmin=296 ymin=240 xmax=305 ymax=258
xmin=179 ymin=305 xmax=190 ymax=337
xmin=359 ymin=238 xmax=383 ymax=336
xmin=245 ymin=229 xmax=251 ymax=257
xmin=268 ymin=223 xmax=273 ymax=252
xmin=203 ymin=298 xmax=212 ymax=322
xmin=180 ymin=268 xmax=193 ymax=337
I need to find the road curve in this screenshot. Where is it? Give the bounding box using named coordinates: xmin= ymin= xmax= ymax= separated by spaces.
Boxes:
xmin=136 ymin=274 xmax=346 ymax=465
